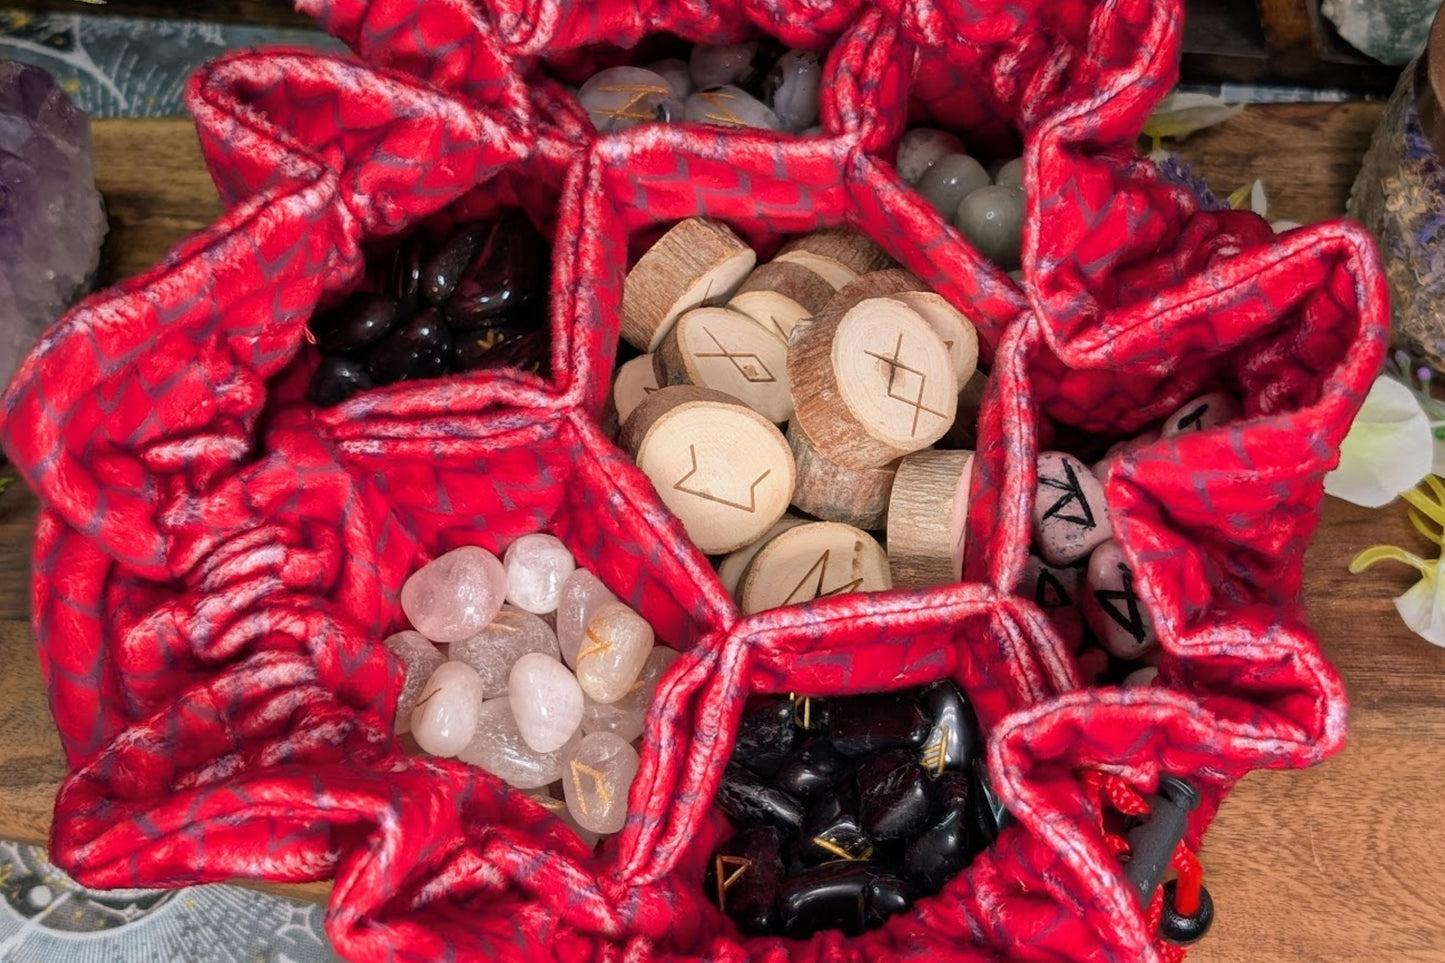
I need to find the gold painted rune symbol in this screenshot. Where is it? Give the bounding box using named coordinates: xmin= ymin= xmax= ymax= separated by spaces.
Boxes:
xmin=569 ymin=759 xmax=611 ymax=817
xmin=694 ymin=327 xmax=776 ymax=383
xmin=920 ymin=726 xmax=950 ymax=776
xmin=713 ymin=854 xmax=753 ymax=911
xmin=697 ymin=90 xmax=746 ymax=127
xmin=784 ymin=549 xmax=865 ymax=605
xmin=811 ymin=831 xmax=873 ymax=861
xmin=596 ymin=83 xmax=671 ymax=123
xmin=673 ymin=445 xmax=771 ymax=512
xmin=577 ymin=625 xmax=613 ymax=664
xmin=863 ymin=332 xmax=949 ymax=437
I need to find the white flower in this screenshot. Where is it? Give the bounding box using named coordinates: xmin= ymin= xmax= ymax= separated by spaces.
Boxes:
xmin=1349 ymin=475 xmax=1445 ymax=647
xmin=1324 ymin=375 xmax=1434 ymax=508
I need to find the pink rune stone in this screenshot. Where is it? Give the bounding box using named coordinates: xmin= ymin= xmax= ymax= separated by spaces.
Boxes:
xmin=1020 ymin=554 xmax=1084 ymax=650
xmin=401 ymin=546 xmax=507 ymax=644
xmin=562 ymin=732 xmax=640 ymax=835
xmin=1123 ymin=666 xmax=1159 ymax=687
xmin=384 ymin=630 xmax=446 ymax=735
xmin=456 ymin=696 xmax=578 ymax=789
xmin=450 ymin=605 xmax=560 ymax=698
xmin=509 ymin=653 xmax=585 ymax=752
xmin=582 ymin=645 xmax=680 ymax=743
xmin=410 ymin=661 xmax=486 ymax=757
xmin=1032 ymin=450 xmax=1112 ymax=565
xmin=1082 ymin=539 xmax=1158 ymax=659
xmin=503 ymin=533 xmax=576 ymax=614
xmin=1160 ymin=392 xmax=1241 ymax=436
xmin=575 ymin=601 xmax=654 ymax=704
xmin=556 ymin=569 xmax=618 ymax=669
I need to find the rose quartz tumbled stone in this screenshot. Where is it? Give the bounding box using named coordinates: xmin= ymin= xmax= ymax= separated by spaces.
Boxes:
xmin=450 ymin=605 xmax=561 ymax=698
xmin=582 ymin=645 xmax=680 ymax=742
xmin=401 ymin=546 xmax=507 ymax=644
xmin=576 ymin=601 xmax=655 ymax=704
xmin=385 ymin=630 xmax=446 ymax=734
xmin=561 ymin=732 xmax=640 ymax=835
xmin=410 ymin=661 xmax=486 ymax=757
xmin=503 ymin=533 xmax=576 ymax=615
xmin=509 ymin=652 xmax=585 ymax=753
xmin=556 ymin=569 xmax=617 ymax=669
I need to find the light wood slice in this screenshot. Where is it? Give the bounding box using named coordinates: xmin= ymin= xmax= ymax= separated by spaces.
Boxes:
xmin=888 ymin=291 xmax=979 ymax=391
xmin=727 ymin=261 xmax=835 ymax=342
xmin=886 ymin=449 xmax=975 ymax=589
xmin=737 ymin=521 xmax=891 ymax=614
xmin=653 ymin=306 xmax=792 ymax=422
xmin=620 ymin=385 xmax=795 ymax=554
xmin=612 ymin=354 xmax=661 ymax=427
xmin=715 ymin=514 xmax=808 ymax=599
xmin=788 ymin=295 xmax=957 ymax=469
xmin=945 ymin=367 xmax=989 ymax=450
xmin=786 ymin=420 xmax=896 ymax=530
xmin=774 ymin=228 xmax=894 ymax=289
xmin=620 ymin=218 xmax=756 ymax=351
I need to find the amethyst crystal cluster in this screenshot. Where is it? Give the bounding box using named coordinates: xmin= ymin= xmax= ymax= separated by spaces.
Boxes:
xmin=0 ymin=61 xmax=107 ymax=389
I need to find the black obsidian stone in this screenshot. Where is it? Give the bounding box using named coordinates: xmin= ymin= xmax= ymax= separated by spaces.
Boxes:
xmin=444 ymin=211 xmax=549 ymax=329
xmin=716 ymin=763 xmax=804 ymax=837
xmin=825 ymin=692 xmax=931 ymax=758
xmin=966 ymin=759 xmax=1009 ymax=847
xmin=904 ymin=770 xmax=973 ymax=891
xmin=365 ymin=307 xmax=452 ymax=385
xmin=917 ymin=680 xmax=980 ymax=776
xmin=309 ymin=293 xmax=400 ymax=353
xmin=857 ymin=749 xmax=939 ymax=841
xmin=777 ymin=862 xmax=912 ymax=938
xmin=308 ymin=354 xmax=373 ymax=407
xmin=733 ymin=696 xmax=800 ymax=776
xmin=705 ymin=826 xmax=785 ymax=936
xmin=775 ymin=736 xmax=851 ymax=801
xmin=453 ymin=327 xmax=546 ymax=373
xmin=797 ymin=781 xmax=872 ymax=867
xmin=421 ymin=225 xmax=486 ymax=306
xmin=390 ymin=233 xmax=426 ymax=312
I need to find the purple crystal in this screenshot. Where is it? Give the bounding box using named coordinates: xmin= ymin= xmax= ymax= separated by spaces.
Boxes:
xmin=0 ymin=61 xmax=107 ymax=390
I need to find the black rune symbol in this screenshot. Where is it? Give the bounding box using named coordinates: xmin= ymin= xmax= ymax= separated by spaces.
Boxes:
xmin=1094 ymin=562 xmax=1147 ymax=646
xmin=1175 ymin=402 xmax=1210 ymax=433
xmin=1040 ymin=460 xmax=1096 ymax=529
xmin=1034 ymin=569 xmax=1072 ymax=609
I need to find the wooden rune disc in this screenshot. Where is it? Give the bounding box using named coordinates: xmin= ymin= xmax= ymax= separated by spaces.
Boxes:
xmin=715 ymin=514 xmax=808 ymax=599
xmin=620 ymin=218 xmax=757 ymax=352
xmin=654 ymin=306 xmax=793 ymax=423
xmin=886 ymin=449 xmax=975 ymax=589
xmin=773 ymin=229 xmax=894 ymax=290
xmin=612 ymin=354 xmax=661 ymax=427
xmin=888 ymin=290 xmax=979 ymax=391
xmin=786 ymin=420 xmax=896 ymax=530
xmin=727 ymin=261 xmax=835 ymax=342
xmin=788 ymin=295 xmax=958 ymax=470
xmin=737 ymin=521 xmax=891 ymax=615
xmin=620 ymin=385 xmax=795 ymax=555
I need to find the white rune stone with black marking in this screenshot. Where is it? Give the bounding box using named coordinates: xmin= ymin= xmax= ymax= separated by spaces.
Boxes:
xmin=1082 ymin=539 xmax=1158 ymax=659
xmin=1019 ymin=554 xmax=1085 ymax=649
xmin=1032 ymin=450 xmax=1113 ymax=565
xmin=1160 ymin=391 xmax=1241 ymax=437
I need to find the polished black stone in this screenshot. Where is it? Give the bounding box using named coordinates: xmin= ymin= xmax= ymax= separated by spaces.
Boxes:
xmin=716 ymin=763 xmax=804 ymax=837
xmin=733 ymin=695 xmax=800 ymax=776
xmin=777 ymin=862 xmax=913 ymax=938
xmin=444 ymin=211 xmax=548 ymax=329
xmin=453 ymin=327 xmax=546 ymax=374
xmin=857 ymin=749 xmax=939 ymax=841
xmin=775 ymin=736 xmax=851 ymax=801
xmin=966 ymin=759 xmax=1009 ymax=846
xmin=797 ymin=780 xmax=872 ymax=867
xmin=365 ymin=307 xmax=453 ymax=385
xmin=903 ymin=770 xmax=973 ymax=891
xmin=308 ymin=354 xmax=373 ymax=407
xmin=705 ymin=826 xmax=784 ymax=936
xmin=390 ymin=234 xmax=426 ymax=312
xmin=309 ymin=293 xmax=400 ymax=353
xmin=825 ymin=692 xmax=931 ymax=758
xmin=421 ymin=225 xmax=486 ymax=306
xmin=917 ymin=680 xmax=980 ymax=776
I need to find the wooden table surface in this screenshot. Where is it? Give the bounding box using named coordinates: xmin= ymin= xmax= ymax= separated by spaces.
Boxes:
xmin=3 ymin=103 xmax=1443 ymax=961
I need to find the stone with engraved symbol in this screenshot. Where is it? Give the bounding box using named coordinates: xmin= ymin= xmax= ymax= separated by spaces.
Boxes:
xmin=1032 ymin=450 xmax=1113 ymax=565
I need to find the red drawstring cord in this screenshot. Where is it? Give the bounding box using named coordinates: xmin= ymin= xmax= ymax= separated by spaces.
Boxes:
xmin=1082 ymin=772 xmax=1205 ymax=961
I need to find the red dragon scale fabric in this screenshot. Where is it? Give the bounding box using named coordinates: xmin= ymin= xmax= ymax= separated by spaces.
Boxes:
xmin=0 ymin=1 xmax=1387 ymax=961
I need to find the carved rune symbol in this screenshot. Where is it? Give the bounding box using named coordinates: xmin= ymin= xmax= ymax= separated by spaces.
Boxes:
xmin=673 ymin=445 xmax=771 ymax=512
xmin=811 ymin=831 xmax=873 ymax=861
xmin=695 ymin=327 xmax=777 ymax=383
xmin=1039 ymin=460 xmax=1096 ymax=529
xmin=697 ymin=90 xmax=746 ymax=126
xmin=863 ymin=332 xmax=949 ymax=437
xmin=785 ymin=549 xmax=864 ymax=605
xmin=713 ymin=855 xmax=753 ymax=911
xmin=1034 ymin=569 xmax=1073 ymax=609
xmin=1175 ymin=402 xmax=1210 ymax=432
xmin=596 ymin=83 xmax=671 ymax=123
xmin=1094 ymin=563 xmax=1147 ymax=646
xmin=920 ymin=726 xmax=950 ymax=776
xmin=569 ymin=759 xmax=611 ymax=817
xmin=577 ymin=626 xmax=613 ymax=664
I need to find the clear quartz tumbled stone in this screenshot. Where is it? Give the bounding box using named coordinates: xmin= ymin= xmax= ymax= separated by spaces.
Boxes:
xmin=401 ymin=546 xmax=507 ymax=644
xmin=561 ymin=732 xmax=641 ymax=835
xmin=503 ymin=533 xmax=576 ymax=615
xmin=578 ymin=66 xmax=684 ymax=134
xmin=556 ymin=569 xmax=618 ymax=669
xmin=509 ymin=652 xmax=585 ymax=753
xmin=581 ymin=645 xmax=680 ymax=743
xmin=575 ymin=601 xmax=655 ymax=704
xmin=684 ymin=85 xmax=781 ymax=130
xmin=450 ymin=605 xmax=561 ymax=698
xmin=410 ymin=661 xmax=486 ymax=758
xmin=457 ymin=696 xmax=580 ymax=789
xmin=385 ymin=630 xmax=445 ymax=734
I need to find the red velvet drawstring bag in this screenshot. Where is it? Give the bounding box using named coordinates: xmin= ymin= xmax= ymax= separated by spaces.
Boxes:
xmin=0 ymin=0 xmax=1388 ymax=961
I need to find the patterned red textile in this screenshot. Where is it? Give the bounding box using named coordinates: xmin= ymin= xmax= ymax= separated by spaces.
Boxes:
xmin=0 ymin=1 xmax=1387 ymax=961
